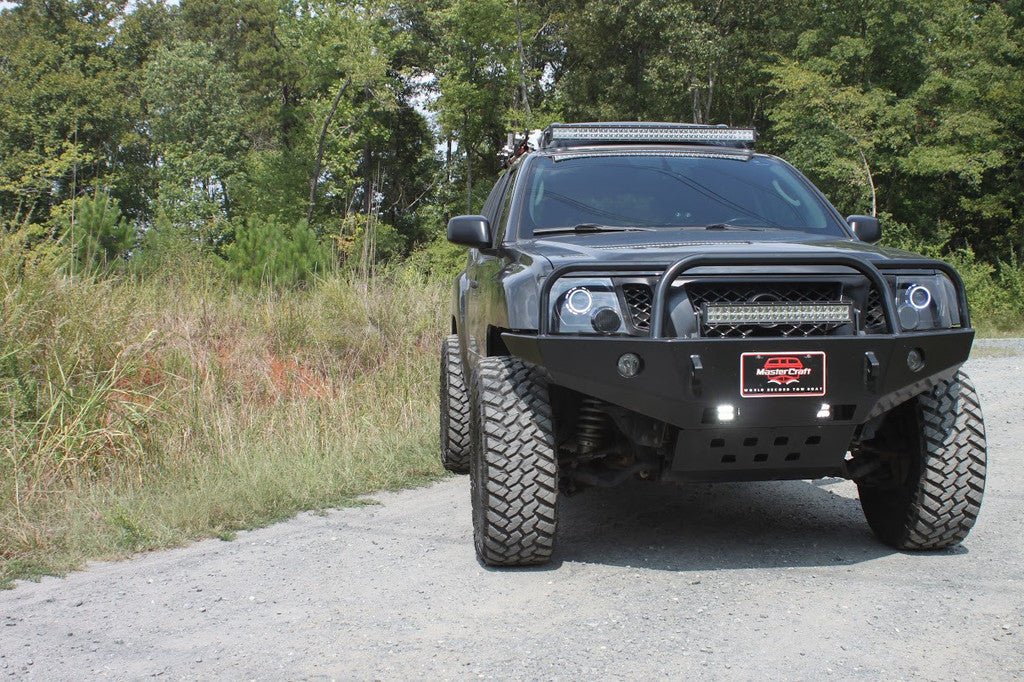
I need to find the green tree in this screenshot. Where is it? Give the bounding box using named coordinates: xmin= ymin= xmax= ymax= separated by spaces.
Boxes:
xmin=179 ymin=0 xmax=305 ymax=151
xmin=548 ymin=0 xmax=816 ymax=127
xmin=292 ymin=0 xmax=415 ymax=231
xmin=765 ymin=0 xmax=1023 ymax=261
xmin=765 ymin=56 xmax=914 ymax=217
xmin=70 ymin=190 xmax=135 ymax=270
xmin=552 ymin=0 xmax=719 ymax=122
xmin=226 ymin=216 xmax=330 ymax=287
xmin=141 ymin=42 xmax=248 ymax=238
xmin=901 ymin=3 xmax=1024 ymax=259
xmin=0 ymin=0 xmax=137 ymax=228
xmin=430 ymin=0 xmax=520 ymax=211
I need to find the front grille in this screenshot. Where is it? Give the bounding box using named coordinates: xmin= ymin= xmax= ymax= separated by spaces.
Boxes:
xmin=686 ymin=281 xmax=847 ymax=338
xmin=864 ymin=287 xmax=887 ymax=332
xmin=614 ymin=279 xmax=888 ymax=337
xmin=687 ymin=281 xmax=839 ymax=306
xmin=622 ymin=283 xmax=653 ymax=332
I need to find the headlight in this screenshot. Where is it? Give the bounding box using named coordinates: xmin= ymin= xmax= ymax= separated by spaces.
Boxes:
xmin=893 ymin=274 xmax=960 ymax=330
xmin=550 ymin=278 xmax=627 ymax=334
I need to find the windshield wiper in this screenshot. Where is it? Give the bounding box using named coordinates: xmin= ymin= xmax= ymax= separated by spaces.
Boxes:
xmin=702 ymin=223 xmax=782 ymax=232
xmin=533 ymin=223 xmax=655 ymax=235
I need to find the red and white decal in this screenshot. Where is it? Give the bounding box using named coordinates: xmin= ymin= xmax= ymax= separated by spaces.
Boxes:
xmin=740 ymin=352 xmax=826 ymax=398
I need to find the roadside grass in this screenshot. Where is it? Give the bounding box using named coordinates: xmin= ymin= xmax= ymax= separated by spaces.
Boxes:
xmin=3 ymin=231 xmax=1023 ymax=589
xmin=1 ymin=242 xmax=448 ymax=588
xmin=973 ymin=325 xmax=1024 ymax=338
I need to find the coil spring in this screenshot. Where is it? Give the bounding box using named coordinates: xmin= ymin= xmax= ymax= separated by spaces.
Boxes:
xmin=577 ymin=397 xmax=611 ymax=454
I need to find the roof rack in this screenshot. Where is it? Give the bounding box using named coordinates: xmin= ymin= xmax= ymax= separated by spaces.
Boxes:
xmin=540 ymin=122 xmax=757 ymax=150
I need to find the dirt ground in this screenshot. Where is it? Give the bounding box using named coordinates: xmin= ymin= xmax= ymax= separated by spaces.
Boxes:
xmin=2 ymin=342 xmax=1022 ymax=680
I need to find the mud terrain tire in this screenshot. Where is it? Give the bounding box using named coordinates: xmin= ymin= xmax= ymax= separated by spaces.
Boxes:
xmin=440 ymin=335 xmax=471 ymax=474
xmin=858 ymin=370 xmax=986 ymax=550
xmin=470 ymin=356 xmax=558 ymax=566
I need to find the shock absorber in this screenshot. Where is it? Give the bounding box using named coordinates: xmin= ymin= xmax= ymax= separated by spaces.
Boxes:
xmin=576 ymin=397 xmax=611 ymax=455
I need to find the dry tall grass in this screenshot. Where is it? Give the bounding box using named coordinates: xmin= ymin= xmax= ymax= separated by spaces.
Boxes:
xmin=1 ymin=238 xmax=449 ymax=586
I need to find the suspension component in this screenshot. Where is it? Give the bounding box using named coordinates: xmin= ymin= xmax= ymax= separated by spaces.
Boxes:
xmin=576 ymin=397 xmax=612 ymax=454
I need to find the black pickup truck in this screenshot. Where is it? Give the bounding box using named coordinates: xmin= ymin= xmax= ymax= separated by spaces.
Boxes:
xmin=440 ymin=122 xmax=986 ymax=567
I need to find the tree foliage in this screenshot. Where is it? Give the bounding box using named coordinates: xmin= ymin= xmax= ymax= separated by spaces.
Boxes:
xmin=764 ymin=1 xmax=1023 ymax=261
xmin=141 ymin=41 xmax=248 ymax=233
xmin=226 ymin=217 xmax=329 ymax=288
xmin=0 ymin=0 xmax=1020 ymax=289
xmin=71 ymin=190 xmax=134 ymax=270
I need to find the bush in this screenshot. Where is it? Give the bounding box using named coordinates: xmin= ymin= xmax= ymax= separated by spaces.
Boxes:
xmin=881 ymin=213 xmax=1024 ymax=331
xmin=404 ymin=232 xmax=466 ymax=280
xmin=335 ymin=216 xmax=409 ymax=272
xmin=129 ymin=212 xmax=210 ymax=280
xmin=0 ymin=233 xmax=158 ymax=493
xmin=69 ymin=190 xmax=135 ymax=271
xmin=225 ymin=216 xmax=331 ymax=288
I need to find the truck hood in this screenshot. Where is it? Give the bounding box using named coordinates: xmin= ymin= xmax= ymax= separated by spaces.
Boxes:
xmin=519 ymin=231 xmax=925 ymax=271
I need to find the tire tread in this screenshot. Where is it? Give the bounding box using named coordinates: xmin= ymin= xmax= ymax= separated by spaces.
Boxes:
xmin=439 ymin=335 xmax=471 ymax=474
xmin=860 ymin=370 xmax=987 ymax=550
xmin=471 ymin=356 xmax=558 ymax=566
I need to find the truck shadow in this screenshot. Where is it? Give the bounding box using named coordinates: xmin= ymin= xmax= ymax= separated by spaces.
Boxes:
xmin=548 ymin=478 xmax=945 ymax=571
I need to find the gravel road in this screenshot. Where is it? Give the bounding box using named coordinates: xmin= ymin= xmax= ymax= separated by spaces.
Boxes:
xmin=3 ymin=343 xmax=1024 ymax=680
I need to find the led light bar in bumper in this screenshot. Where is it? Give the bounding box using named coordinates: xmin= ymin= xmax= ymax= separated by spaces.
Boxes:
xmin=703 ymin=302 xmax=853 ymax=325
xmin=546 ymin=124 xmax=757 ymax=145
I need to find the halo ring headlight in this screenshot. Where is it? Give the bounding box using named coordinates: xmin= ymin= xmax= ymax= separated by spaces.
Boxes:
xmin=892 ymin=274 xmax=959 ymax=331
xmin=907 ymin=284 xmax=932 ymax=311
xmin=551 ymin=278 xmax=628 ymax=334
xmin=566 ymin=288 xmax=594 ymax=315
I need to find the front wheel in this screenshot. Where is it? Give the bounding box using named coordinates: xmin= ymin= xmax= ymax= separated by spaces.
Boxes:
xmin=858 ymin=370 xmax=987 ymax=550
xmin=470 ymin=356 xmax=558 ymax=566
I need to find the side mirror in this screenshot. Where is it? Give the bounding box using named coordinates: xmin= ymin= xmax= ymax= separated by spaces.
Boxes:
xmin=847 ymin=215 xmax=881 ymax=244
xmin=447 ymin=215 xmax=492 ymax=249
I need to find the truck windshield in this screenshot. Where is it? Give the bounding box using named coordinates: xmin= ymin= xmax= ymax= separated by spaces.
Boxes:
xmin=517 ymin=153 xmax=848 ymax=238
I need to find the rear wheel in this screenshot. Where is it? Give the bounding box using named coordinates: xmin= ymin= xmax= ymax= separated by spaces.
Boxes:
xmin=470 ymin=356 xmax=558 ymax=566
xmin=439 ymin=335 xmax=471 ymax=474
xmin=858 ymin=370 xmax=986 ymax=550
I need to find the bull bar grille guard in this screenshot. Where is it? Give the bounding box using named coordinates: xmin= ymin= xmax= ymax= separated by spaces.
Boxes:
xmin=537 ymin=253 xmax=971 ymax=337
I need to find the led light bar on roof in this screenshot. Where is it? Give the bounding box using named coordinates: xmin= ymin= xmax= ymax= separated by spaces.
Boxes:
xmin=703 ymin=302 xmax=853 ymax=326
xmin=546 ymin=123 xmax=757 ymax=145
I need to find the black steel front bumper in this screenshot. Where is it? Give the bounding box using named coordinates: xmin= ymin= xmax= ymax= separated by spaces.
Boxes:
xmin=502 ymin=253 xmax=974 ymax=481
xmin=504 ymin=330 xmax=973 ymax=429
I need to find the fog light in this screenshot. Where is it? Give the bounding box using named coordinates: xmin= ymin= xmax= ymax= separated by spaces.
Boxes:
xmin=717 ymin=404 xmax=735 ymax=422
xmin=592 ymin=307 xmax=622 ymax=333
xmin=907 ymin=347 xmax=925 ymax=372
xmin=898 ymin=305 xmax=920 ymax=330
xmin=617 ymin=352 xmax=642 ymax=378
xmin=816 ymin=403 xmax=832 ymax=419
